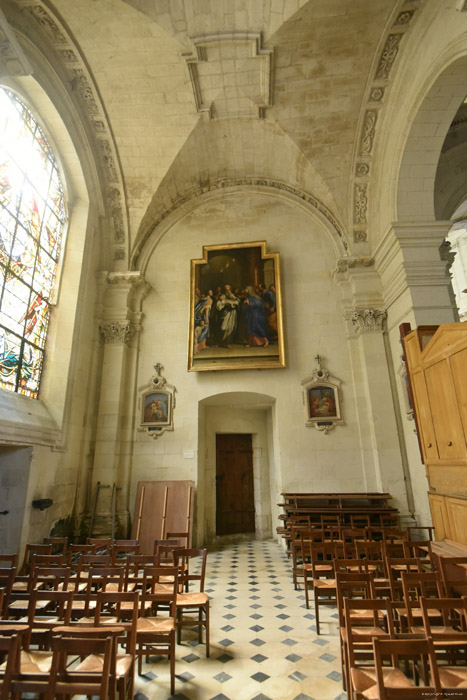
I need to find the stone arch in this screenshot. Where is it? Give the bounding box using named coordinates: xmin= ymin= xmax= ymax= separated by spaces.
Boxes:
xmin=134 ymin=181 xmax=349 ymax=274
xmin=197 ymin=392 xmax=278 ymax=545
xmin=396 ymin=53 xmax=467 ymax=222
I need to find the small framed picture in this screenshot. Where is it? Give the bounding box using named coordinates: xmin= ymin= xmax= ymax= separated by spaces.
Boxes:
xmin=141 ymin=391 xmax=172 ymax=428
xmin=301 ymin=362 xmax=343 ymax=433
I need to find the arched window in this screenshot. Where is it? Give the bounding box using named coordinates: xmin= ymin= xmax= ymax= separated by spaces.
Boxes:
xmin=0 ymin=87 xmax=66 ymax=399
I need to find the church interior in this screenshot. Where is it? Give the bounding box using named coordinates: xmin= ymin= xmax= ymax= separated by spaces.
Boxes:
xmin=0 ymin=0 xmax=467 ymax=698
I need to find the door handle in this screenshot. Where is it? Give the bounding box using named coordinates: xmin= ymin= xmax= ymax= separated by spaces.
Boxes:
xmin=215 ymin=475 xmax=224 ymax=482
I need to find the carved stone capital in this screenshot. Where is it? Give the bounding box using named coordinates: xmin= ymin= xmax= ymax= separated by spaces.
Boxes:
xmin=335 ymin=256 xmax=374 ymax=274
xmin=351 ymin=308 xmax=387 ymax=334
xmin=99 ymin=320 xmax=140 ymax=345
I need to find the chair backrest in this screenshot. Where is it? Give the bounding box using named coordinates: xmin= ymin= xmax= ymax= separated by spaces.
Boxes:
xmin=30 ymin=566 xmax=71 ymax=591
xmin=344 ymin=597 xmax=395 ymax=667
xmin=0 ymin=554 xmax=18 ymax=569
xmin=166 ymin=531 xmax=190 ymax=547
xmin=25 ymin=589 xmax=74 ymax=647
xmin=156 ymin=543 xmax=184 ymax=567
xmin=385 ymin=557 xmax=422 ymax=599
xmin=32 ymin=554 xmax=66 ymax=568
xmin=438 ymin=556 xmax=467 ymax=597
xmin=140 ymin=566 xmax=178 ymax=617
xmin=111 ymin=543 xmax=140 ymax=565
xmin=87 ymin=538 xmax=112 ymax=554
xmin=173 ymin=549 xmax=207 ymax=593
xmin=43 ymin=537 xmax=68 ymax=555
xmin=94 ymin=590 xmax=139 ymax=653
xmin=0 ymin=568 xmax=16 ymax=617
xmin=372 ymin=636 xmax=442 ymax=698
xmin=80 ymin=554 xmax=112 ymax=568
xmin=336 ymin=571 xmax=375 ymax=626
xmin=420 ymin=595 xmax=467 ymax=635
xmin=66 ymin=543 xmax=97 ymax=567
xmin=47 ymin=631 xmax=116 ymax=699
xmin=20 ymin=543 xmax=52 ymax=575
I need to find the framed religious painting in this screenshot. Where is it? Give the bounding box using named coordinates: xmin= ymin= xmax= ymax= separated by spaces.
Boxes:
xmin=301 ymin=357 xmax=344 ymax=433
xmin=188 ymin=241 xmax=285 ymax=371
xmin=139 ymin=364 xmax=176 ymax=439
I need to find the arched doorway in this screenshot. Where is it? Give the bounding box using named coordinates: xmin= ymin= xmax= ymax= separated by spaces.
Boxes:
xmin=198 ymin=392 xmax=278 ymax=545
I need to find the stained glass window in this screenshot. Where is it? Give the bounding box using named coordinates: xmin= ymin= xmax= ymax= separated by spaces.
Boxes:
xmin=0 ymin=88 xmax=66 ymax=398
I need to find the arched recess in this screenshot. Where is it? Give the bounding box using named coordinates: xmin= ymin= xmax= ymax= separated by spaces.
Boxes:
xmin=198 ymin=392 xmax=278 ymax=546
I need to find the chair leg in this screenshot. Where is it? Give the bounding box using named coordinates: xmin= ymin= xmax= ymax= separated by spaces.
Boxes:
xmin=304 ymin=570 xmax=310 ymax=609
xmin=205 ymin=602 xmax=210 ymax=657
xmin=314 ymin=589 xmax=320 ymax=635
xmin=170 ymin=632 xmax=175 ymax=695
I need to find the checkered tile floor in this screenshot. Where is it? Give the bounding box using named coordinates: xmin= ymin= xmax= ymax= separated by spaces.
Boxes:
xmin=134 ymin=538 xmax=347 ymax=700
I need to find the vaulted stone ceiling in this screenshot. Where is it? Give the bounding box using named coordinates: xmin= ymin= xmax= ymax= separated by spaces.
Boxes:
xmin=46 ymin=0 xmax=402 ymax=249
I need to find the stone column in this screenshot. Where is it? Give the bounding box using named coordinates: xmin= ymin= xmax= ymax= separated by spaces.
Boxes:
xmin=333 ymin=258 xmax=411 ymax=516
xmin=90 ymin=271 xmax=149 ymax=536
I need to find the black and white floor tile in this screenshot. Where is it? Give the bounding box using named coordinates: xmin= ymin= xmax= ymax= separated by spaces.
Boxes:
xmin=134 ymin=539 xmax=346 ymax=700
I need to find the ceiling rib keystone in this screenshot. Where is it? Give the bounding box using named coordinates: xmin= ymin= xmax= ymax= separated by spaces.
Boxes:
xmin=184 ymin=32 xmax=273 ymax=120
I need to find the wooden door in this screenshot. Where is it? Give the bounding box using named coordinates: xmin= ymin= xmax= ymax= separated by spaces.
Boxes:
xmin=216 ymin=433 xmax=255 ymax=535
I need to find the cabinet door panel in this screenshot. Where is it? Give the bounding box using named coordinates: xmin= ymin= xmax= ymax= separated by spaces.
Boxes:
xmin=425 ymin=360 xmax=465 ymax=459
xmin=411 ymin=370 xmax=438 ymax=461
xmin=428 ymin=493 xmax=451 ymax=541
xmin=451 ymin=348 xmax=467 ymax=443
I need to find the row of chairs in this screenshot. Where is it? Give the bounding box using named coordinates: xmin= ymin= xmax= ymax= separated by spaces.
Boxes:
xmin=338 ymin=571 xmax=467 ymax=698
xmin=0 ymin=541 xmax=209 ymax=696
xmin=290 ymin=524 xmax=434 ymax=589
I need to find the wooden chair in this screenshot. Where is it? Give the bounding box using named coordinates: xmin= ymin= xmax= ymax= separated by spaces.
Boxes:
xmin=308 ymin=540 xmax=340 ymax=631
xmin=79 ymin=553 xmax=112 ymax=568
xmin=93 ymin=590 xmax=139 ymax=699
xmin=45 ymin=628 xmax=121 ymax=699
xmin=344 ymin=597 xmax=395 ymax=700
xmin=398 ymin=571 xmax=446 ymax=632
xmin=0 ymin=632 xmax=24 ymax=700
xmin=371 ymin=636 xmax=442 ymax=699
xmin=31 ymin=554 xmax=66 ymax=568
xmin=19 ymin=544 xmax=52 ymax=575
xmin=173 ymin=549 xmax=210 ymax=655
xmin=385 ymin=557 xmax=423 ymax=602
xmin=336 ymin=571 xmax=376 ymax=692
xmin=135 ymin=566 xmax=178 ymax=693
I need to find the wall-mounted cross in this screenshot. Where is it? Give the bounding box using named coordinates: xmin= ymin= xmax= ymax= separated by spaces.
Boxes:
xmin=315 ymin=354 xmax=323 ymax=366
xmin=154 ymin=363 xmax=163 ymax=377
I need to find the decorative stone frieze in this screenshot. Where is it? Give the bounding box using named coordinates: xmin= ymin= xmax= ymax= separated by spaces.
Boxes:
xmin=0 ymin=7 xmax=32 ymax=76
xmin=395 ymin=11 xmax=414 ymax=25
xmin=335 ymin=256 xmax=373 ymax=274
xmin=351 ymin=308 xmax=387 ymax=334
xmin=353 ymin=230 xmax=368 ymax=243
xmin=354 ymin=184 xmax=368 ymax=225
xmin=369 ymin=87 xmax=385 ymax=103
xmin=133 ymin=177 xmax=349 ymax=268
xmin=375 ymin=34 xmax=403 ymax=80
xmin=99 ymin=320 xmax=140 ymax=345
xmin=356 ymin=163 xmax=370 ymax=177
xmin=107 ymin=188 xmax=125 ymax=243
xmin=360 ymin=110 xmax=377 ymax=156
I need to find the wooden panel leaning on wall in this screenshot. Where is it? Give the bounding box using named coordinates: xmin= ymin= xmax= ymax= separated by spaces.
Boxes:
xmin=402 ymin=323 xmax=467 ymax=545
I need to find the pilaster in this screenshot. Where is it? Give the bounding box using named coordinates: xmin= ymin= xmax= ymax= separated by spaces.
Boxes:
xmin=90 ymin=271 xmax=150 ymax=536
xmin=333 ymin=258 xmax=411 ymax=515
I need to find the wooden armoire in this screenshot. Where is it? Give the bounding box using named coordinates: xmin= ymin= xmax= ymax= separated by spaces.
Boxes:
xmin=403 ymin=323 xmax=467 ymax=544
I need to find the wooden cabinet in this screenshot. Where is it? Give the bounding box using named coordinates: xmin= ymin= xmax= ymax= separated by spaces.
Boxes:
xmin=403 ymin=324 xmax=467 ymax=544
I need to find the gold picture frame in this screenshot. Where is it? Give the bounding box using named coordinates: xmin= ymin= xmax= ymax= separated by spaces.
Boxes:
xmin=188 ymin=241 xmax=285 ymax=371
